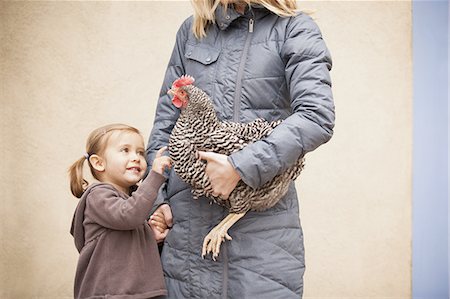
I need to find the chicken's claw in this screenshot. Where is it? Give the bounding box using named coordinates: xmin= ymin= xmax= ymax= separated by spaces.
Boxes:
xmin=202 ymin=226 xmax=232 ymax=260
xmin=201 ymin=212 xmax=245 ymax=261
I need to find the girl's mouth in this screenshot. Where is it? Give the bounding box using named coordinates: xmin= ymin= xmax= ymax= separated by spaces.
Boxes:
xmin=127 ymin=167 xmax=141 ymax=173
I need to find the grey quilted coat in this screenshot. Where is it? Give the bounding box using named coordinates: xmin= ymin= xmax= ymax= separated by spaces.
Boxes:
xmin=146 ymin=4 xmax=334 ymax=299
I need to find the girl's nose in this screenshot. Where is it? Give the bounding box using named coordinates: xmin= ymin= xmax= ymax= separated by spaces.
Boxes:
xmin=130 ymin=152 xmax=140 ymax=161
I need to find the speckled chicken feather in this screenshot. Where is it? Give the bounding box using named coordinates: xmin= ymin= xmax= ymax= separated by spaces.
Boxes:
xmin=169 ymin=83 xmax=305 ymax=214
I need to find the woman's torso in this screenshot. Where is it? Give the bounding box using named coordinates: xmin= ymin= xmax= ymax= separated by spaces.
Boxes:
xmin=161 ymin=6 xmax=309 ymax=298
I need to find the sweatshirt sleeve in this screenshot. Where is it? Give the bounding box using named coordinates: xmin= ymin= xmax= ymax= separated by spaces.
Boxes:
xmin=85 ymin=171 xmax=166 ymax=230
xmin=228 ymin=13 xmax=335 ymax=189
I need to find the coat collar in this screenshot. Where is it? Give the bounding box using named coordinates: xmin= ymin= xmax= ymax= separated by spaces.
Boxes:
xmin=215 ymin=4 xmax=269 ymax=31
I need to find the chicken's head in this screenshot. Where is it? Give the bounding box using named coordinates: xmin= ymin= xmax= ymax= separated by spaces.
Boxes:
xmin=168 ymin=75 xmax=195 ymax=109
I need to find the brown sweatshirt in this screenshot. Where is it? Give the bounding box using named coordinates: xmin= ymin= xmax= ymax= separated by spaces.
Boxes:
xmin=70 ymin=170 xmax=167 ymax=299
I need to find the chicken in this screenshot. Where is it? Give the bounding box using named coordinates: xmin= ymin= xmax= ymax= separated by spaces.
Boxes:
xmin=167 ymin=75 xmax=305 ymax=260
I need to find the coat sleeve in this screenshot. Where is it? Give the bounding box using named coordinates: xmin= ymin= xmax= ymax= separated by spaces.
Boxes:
xmin=145 ymin=17 xmax=191 ymax=167
xmin=85 ymin=171 xmax=166 ymax=230
xmin=144 ymin=18 xmax=191 ymax=206
xmin=228 ymin=14 xmax=335 ymax=189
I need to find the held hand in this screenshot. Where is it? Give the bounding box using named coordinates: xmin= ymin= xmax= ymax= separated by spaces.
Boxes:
xmin=152 ymin=146 xmax=172 ymax=175
xmin=196 ymin=151 xmax=241 ymax=199
xmin=148 ymin=204 xmax=173 ymax=243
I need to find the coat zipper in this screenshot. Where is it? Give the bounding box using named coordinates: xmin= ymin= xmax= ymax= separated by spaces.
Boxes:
xmin=223 ymin=16 xmax=254 ymax=299
xmin=232 ymin=18 xmax=254 ymax=122
xmin=222 ymin=242 xmax=229 ymax=299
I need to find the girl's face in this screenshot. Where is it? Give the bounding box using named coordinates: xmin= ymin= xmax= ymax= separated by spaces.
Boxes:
xmin=100 ymin=131 xmax=147 ymax=194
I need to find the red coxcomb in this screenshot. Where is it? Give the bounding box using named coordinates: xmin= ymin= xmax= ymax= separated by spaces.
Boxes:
xmin=172 ymin=75 xmax=195 ymax=89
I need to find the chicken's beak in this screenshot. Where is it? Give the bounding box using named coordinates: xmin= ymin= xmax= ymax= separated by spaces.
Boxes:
xmin=167 ymin=89 xmax=174 ymax=96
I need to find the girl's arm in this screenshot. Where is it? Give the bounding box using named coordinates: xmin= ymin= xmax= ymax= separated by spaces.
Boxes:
xmin=86 ymin=171 xmax=166 ymax=230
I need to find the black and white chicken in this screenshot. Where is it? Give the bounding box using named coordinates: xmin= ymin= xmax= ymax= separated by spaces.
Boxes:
xmin=167 ymin=75 xmax=305 ymax=260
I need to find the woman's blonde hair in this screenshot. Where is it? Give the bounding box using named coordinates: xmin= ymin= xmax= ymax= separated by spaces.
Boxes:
xmin=68 ymin=123 xmax=141 ymax=198
xmin=191 ymin=0 xmax=298 ymax=38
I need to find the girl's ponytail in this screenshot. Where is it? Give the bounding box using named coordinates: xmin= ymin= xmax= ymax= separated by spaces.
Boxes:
xmin=68 ymin=157 xmax=89 ymax=198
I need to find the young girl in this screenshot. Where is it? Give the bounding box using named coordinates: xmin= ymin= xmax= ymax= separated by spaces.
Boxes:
xmin=69 ymin=123 xmax=171 ymax=299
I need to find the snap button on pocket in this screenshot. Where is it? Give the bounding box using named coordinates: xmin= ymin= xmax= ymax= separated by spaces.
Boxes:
xmin=225 ymin=15 xmax=230 ymax=20
xmin=184 ymin=43 xmax=220 ymax=65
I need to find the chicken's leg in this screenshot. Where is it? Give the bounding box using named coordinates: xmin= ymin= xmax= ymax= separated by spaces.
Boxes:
xmin=202 ymin=212 xmax=246 ymax=261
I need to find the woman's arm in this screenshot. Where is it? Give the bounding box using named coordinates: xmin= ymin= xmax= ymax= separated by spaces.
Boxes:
xmin=145 ymin=18 xmax=191 ymax=239
xmin=145 ymin=17 xmax=191 ymax=167
xmin=148 ymin=204 xmax=173 ymax=243
xmin=228 ymin=13 xmax=335 ymax=189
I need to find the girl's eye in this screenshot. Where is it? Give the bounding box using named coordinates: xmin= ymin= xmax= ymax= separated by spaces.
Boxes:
xmin=121 ymin=148 xmax=129 ymax=153
xmin=137 ymin=151 xmax=145 ymax=156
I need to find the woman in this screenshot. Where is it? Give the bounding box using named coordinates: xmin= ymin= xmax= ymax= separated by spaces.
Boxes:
xmin=146 ymin=0 xmax=335 ymax=297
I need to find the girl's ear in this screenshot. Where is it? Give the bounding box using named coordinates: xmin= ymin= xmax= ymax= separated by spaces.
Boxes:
xmin=89 ymin=154 xmax=105 ymax=172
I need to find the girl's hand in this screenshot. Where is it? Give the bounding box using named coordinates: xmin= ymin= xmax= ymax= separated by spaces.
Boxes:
xmin=152 ymin=147 xmax=172 ymax=175
xmin=196 ymin=151 xmax=241 ymax=199
xmin=148 ymin=204 xmax=173 ymax=243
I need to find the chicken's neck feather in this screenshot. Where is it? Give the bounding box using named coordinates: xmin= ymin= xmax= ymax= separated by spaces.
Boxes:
xmin=179 ymin=86 xmax=221 ymax=130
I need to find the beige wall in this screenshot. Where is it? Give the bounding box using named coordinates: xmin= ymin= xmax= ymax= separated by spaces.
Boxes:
xmin=0 ymin=1 xmax=412 ymax=298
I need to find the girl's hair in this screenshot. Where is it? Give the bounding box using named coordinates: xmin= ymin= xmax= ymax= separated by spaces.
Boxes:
xmin=68 ymin=123 xmax=141 ymax=198
xmin=191 ymin=0 xmax=298 ymax=38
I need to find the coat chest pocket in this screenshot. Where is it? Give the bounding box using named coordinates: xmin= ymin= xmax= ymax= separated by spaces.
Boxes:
xmin=184 ymin=43 xmax=220 ymax=81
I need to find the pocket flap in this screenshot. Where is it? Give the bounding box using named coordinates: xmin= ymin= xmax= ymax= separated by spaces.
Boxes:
xmin=185 ymin=43 xmax=220 ymax=65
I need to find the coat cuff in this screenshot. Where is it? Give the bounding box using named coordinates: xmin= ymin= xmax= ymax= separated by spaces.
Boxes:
xmin=228 ymin=154 xmax=259 ymax=189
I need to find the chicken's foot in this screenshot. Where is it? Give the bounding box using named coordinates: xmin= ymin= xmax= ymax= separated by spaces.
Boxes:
xmin=202 ymin=212 xmax=246 ymax=261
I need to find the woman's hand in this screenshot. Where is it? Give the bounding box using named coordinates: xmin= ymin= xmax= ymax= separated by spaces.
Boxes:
xmin=196 ymin=151 xmax=241 ymax=199
xmin=148 ymin=204 xmax=173 ymax=243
